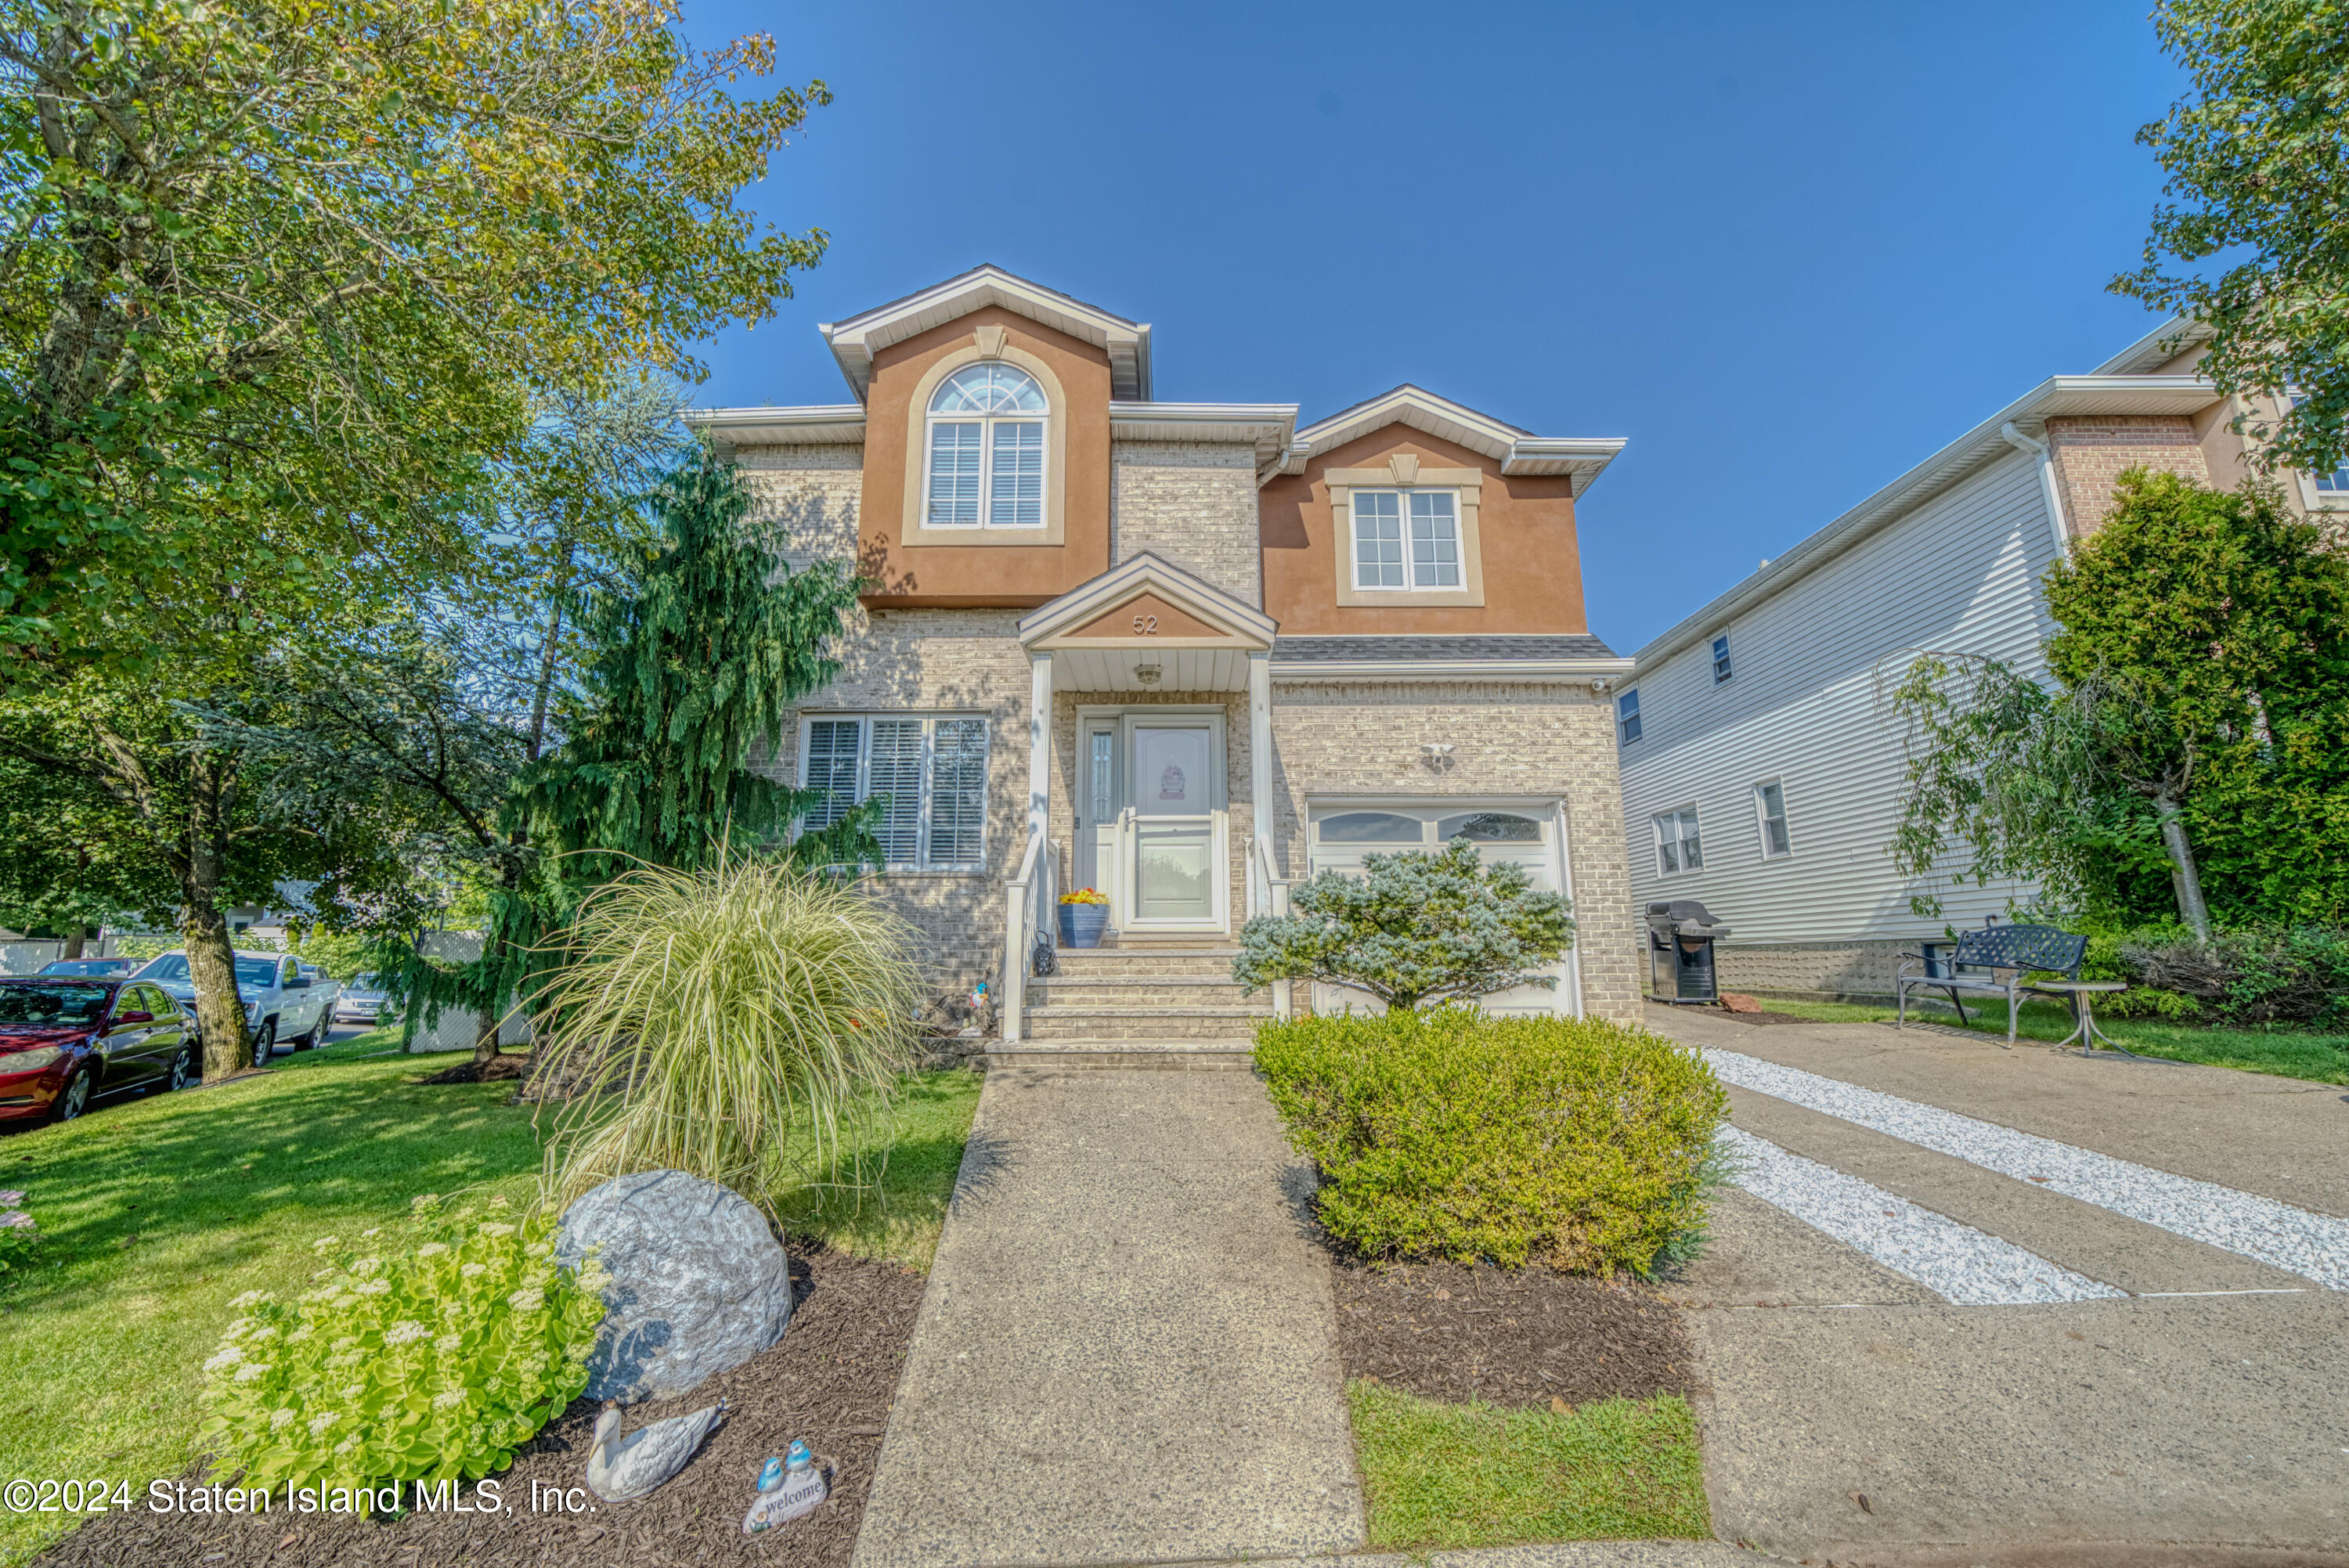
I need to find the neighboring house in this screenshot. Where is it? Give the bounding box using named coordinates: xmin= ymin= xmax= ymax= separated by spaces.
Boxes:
xmin=684 ymin=264 xmax=1641 ymax=1044
xmin=1615 ymin=319 xmax=2348 ymax=1002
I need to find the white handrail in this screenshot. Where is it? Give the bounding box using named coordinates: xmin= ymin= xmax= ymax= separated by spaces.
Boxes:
xmin=1245 ymin=833 xmax=1295 ymax=1018
xmin=1001 ymin=831 xmax=1047 ymax=1044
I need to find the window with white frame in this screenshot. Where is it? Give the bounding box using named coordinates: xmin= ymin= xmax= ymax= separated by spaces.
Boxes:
xmin=1711 ymin=633 xmax=1734 ymax=683
xmin=1616 ymin=688 xmax=1642 ymax=745
xmin=799 ymin=715 xmax=990 ymax=869
xmin=1753 ymin=779 xmax=1792 ymax=858
xmin=1652 ymin=807 xmax=1702 ymax=875
xmin=1351 ymin=489 xmax=1461 ymax=589
xmin=925 ymin=363 xmax=1047 ymax=528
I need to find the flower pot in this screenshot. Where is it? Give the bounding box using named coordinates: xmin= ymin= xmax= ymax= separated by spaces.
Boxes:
xmin=1058 ymin=903 xmax=1109 ymax=948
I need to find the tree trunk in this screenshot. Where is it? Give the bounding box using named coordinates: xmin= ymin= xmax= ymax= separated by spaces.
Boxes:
xmin=472 ymin=1004 xmax=503 ymax=1065
xmin=2152 ymin=795 xmax=2214 ymax=941
xmin=61 ymin=926 xmax=86 ymax=961
xmin=183 ymin=903 xmax=251 ymax=1080
xmin=183 ymin=752 xmax=254 ymax=1077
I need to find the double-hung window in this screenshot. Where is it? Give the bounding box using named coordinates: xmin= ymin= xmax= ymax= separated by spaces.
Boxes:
xmin=925 ymin=363 xmax=1047 ymax=528
xmin=2317 ymin=462 xmax=2349 ymax=495
xmin=1652 ymin=807 xmax=1702 ymax=875
xmin=1711 ymin=633 xmax=1734 ymax=683
xmin=1616 ymin=688 xmax=1642 ymax=746
xmin=799 ymin=715 xmax=990 ymax=870
xmin=1351 ymin=489 xmax=1461 ymax=589
xmin=1753 ymin=779 xmax=1792 ymax=858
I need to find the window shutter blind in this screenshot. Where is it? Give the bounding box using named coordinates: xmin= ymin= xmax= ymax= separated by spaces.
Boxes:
xmin=928 ymin=718 xmax=989 ymax=866
xmin=867 ymin=719 xmax=926 ymax=863
xmin=803 ymin=719 xmax=863 ymax=830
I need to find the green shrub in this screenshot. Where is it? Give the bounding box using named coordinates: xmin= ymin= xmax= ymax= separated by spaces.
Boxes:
xmin=2096 ymin=925 xmax=2349 ymax=1025
xmin=197 ymin=1195 xmax=608 ymax=1491
xmin=1235 ymin=838 xmax=1572 ymax=1011
xmin=1254 ymin=1007 xmax=1727 ymax=1274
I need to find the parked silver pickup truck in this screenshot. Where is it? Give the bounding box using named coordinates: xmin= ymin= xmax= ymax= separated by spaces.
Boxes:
xmin=130 ymin=950 xmax=337 ymax=1062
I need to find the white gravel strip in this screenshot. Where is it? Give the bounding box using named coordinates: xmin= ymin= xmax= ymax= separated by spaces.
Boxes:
xmin=1718 ymin=1126 xmax=2123 ymax=1305
xmin=1706 ymin=1047 xmax=2349 ymax=1291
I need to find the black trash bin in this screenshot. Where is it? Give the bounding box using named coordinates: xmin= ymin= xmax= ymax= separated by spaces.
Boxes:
xmin=1646 ymin=900 xmax=1732 ymax=1004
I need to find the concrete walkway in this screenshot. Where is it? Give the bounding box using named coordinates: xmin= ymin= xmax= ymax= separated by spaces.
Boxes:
xmin=1646 ymin=1004 xmax=2349 ymax=1566
xmin=852 ymin=1067 xmax=1365 ymax=1568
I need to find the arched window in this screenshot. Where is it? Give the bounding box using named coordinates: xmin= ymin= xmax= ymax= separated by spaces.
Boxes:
xmin=926 ymin=362 xmax=1048 ymax=528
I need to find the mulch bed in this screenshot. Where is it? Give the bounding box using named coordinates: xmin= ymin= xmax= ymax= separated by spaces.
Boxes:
xmin=413 ymin=1052 xmax=535 ymax=1085
xmin=1718 ymin=1009 xmax=1826 ymax=1026
xmin=38 ymin=1243 xmax=926 ymax=1568
xmin=1332 ymin=1259 xmax=1703 ymax=1410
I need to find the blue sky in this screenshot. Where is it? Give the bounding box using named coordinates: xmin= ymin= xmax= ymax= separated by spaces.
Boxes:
xmin=679 ymin=0 xmax=2186 ymax=654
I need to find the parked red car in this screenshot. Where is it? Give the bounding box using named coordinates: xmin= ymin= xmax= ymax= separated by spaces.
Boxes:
xmin=0 ymin=978 xmax=198 ymax=1124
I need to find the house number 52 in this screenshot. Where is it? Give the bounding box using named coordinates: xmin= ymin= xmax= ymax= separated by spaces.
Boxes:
xmin=1132 ymin=615 xmax=1159 ymax=634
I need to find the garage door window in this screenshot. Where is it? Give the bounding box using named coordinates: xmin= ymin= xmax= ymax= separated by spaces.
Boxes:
xmin=1315 ymin=811 xmax=1423 ymax=843
xmin=1438 ymin=811 xmax=1541 ymax=842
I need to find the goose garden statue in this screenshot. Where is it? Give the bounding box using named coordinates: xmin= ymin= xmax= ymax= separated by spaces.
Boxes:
xmin=584 ymin=1399 xmax=728 ymax=1503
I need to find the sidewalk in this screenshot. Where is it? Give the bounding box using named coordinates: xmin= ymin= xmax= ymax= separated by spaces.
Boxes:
xmin=851 ymin=1067 xmax=1366 ymax=1568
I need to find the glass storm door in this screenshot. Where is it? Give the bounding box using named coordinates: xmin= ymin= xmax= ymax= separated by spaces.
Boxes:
xmin=1126 ymin=719 xmax=1218 ymax=927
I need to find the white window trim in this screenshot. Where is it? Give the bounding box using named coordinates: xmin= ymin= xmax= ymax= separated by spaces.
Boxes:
xmin=1651 ymin=806 xmax=1702 ymax=878
xmin=796 ymin=713 xmax=991 ymax=873
xmin=921 ymin=374 xmax=1048 ymax=532
xmin=1346 ymin=488 xmax=1464 ymax=592
xmin=1616 ymin=687 xmax=1642 ymax=747
xmin=1752 ymin=777 xmax=1793 ymax=860
xmin=1326 ymin=463 xmax=1486 ymax=607
xmin=1710 ymin=631 xmax=1734 ymax=684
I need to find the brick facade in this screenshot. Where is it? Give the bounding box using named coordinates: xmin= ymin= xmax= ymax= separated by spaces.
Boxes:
xmin=735 ymin=443 xmax=863 ymax=571
xmin=1110 ymin=442 xmax=1262 ymax=606
xmin=1265 ymin=680 xmax=1642 ymax=1025
xmin=745 ymin=606 xmax=1034 ymax=1006
xmin=2044 ymin=415 xmax=2210 ymax=539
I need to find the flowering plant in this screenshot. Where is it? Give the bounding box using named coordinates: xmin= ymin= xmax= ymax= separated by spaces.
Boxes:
xmin=0 ymin=1191 xmax=37 ymax=1273
xmin=1059 ymin=887 xmax=1109 ymax=905
xmin=196 ymin=1195 xmax=608 ymax=1490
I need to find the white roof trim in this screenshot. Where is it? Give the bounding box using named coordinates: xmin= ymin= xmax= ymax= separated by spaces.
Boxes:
xmin=2093 ymin=316 xmax=2214 ymax=377
xmin=820 ymin=265 xmax=1153 ymax=404
xmin=1018 ymin=551 xmax=1277 ymax=648
xmin=681 ymin=405 xmax=865 ymax=445
xmin=1269 ymin=656 xmax=1633 ymax=682
xmin=1110 ymin=402 xmax=1299 ymax=466
xmin=1263 ymin=384 xmax=1626 ymax=495
xmin=1629 ymin=372 xmax=2228 ymax=674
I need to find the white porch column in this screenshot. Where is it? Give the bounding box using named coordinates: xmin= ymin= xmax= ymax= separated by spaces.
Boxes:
xmin=1247 ymin=650 xmax=1273 ymax=851
xmin=1027 ymin=652 xmax=1053 ymax=846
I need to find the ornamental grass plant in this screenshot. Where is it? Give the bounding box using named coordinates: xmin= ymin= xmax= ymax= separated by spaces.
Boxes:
xmin=533 ymin=856 xmax=924 ymax=1216
xmin=1254 ymin=1007 xmax=1727 ymax=1275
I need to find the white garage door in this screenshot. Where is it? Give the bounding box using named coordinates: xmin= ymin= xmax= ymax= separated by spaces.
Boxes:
xmin=1303 ymin=802 xmax=1577 ymax=1017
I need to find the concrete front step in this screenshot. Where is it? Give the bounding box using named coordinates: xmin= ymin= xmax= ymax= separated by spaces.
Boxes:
xmin=983 ymin=1038 xmax=1257 ymax=1071
xmin=1031 ymin=978 xmax=1260 ymax=1007
xmin=1051 ymin=946 xmax=1241 ymax=974
xmin=1023 ymin=1009 xmax=1272 ymax=1042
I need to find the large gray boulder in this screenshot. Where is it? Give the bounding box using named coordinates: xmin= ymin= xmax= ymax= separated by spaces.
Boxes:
xmin=556 ymin=1169 xmax=794 ymax=1404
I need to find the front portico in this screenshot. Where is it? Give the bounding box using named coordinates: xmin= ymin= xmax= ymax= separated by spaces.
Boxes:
xmin=1000 ymin=555 xmax=1280 ymax=1040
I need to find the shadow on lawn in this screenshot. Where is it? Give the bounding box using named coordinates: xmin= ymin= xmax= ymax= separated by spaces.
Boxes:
xmin=0 ymin=1047 xmax=543 ymax=1305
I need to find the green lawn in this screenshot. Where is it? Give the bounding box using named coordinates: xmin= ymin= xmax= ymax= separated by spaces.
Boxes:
xmin=1759 ymin=996 xmax=2349 ymax=1085
xmin=0 ymin=1032 xmax=977 ymax=1567
xmin=1347 ymin=1381 xmax=1710 ymax=1549
xmin=769 ymin=1067 xmax=983 ymax=1269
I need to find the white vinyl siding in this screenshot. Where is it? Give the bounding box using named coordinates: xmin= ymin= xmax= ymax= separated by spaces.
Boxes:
xmin=798 ymin=715 xmax=991 ymax=871
xmin=1619 ymin=447 xmax=2060 ymax=944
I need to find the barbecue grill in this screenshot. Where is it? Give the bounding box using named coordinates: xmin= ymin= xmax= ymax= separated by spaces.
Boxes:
xmin=1646 ymin=899 xmax=1731 ymax=1004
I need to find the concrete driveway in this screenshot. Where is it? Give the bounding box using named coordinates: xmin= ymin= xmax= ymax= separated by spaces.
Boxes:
xmin=1646 ymin=1004 xmax=2349 ymax=1567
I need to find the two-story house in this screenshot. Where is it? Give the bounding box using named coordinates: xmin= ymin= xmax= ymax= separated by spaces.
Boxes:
xmin=1615 ymin=319 xmax=2349 ymax=1002
xmin=685 ymin=265 xmax=1640 ymax=1051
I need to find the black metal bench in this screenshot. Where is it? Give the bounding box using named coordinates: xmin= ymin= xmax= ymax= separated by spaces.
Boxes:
xmin=1895 ymin=924 xmax=2089 ymax=1047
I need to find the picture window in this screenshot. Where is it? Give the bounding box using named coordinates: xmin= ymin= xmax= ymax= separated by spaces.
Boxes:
xmin=800 ymin=715 xmax=990 ymax=869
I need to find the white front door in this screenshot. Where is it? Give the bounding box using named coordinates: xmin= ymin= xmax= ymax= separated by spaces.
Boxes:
xmin=1073 ymin=711 xmax=1228 ymax=934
